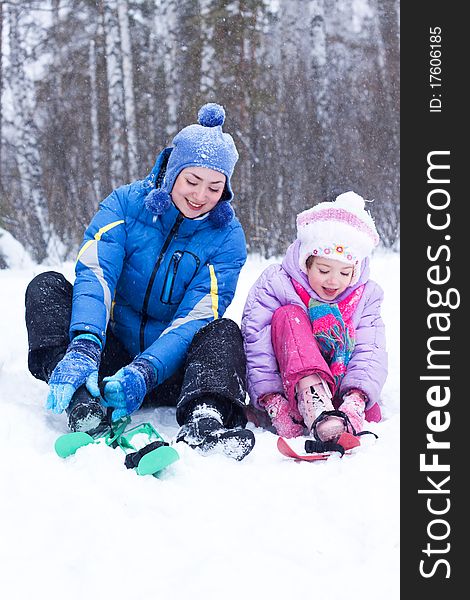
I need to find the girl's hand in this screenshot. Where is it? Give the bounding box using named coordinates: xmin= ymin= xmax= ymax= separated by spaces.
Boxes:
xmin=261 ymin=393 xmax=304 ymax=438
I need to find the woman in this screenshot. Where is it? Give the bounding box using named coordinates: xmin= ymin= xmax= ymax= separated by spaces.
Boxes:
xmin=25 ymin=103 xmax=255 ymax=461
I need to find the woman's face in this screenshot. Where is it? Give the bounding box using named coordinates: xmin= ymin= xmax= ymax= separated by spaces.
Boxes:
xmin=171 ymin=167 xmax=226 ymax=218
xmin=306 ymin=256 xmax=354 ymax=300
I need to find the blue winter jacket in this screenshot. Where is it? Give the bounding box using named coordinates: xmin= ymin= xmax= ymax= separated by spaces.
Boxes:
xmin=69 ymin=151 xmax=247 ymax=385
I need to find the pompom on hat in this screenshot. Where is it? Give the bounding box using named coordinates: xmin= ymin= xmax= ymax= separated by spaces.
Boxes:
xmin=297 ymin=191 xmax=380 ymax=284
xmin=145 ymin=103 xmax=239 ymax=227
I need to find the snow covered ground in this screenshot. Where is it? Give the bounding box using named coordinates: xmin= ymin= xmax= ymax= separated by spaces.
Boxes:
xmin=0 ymin=249 xmax=399 ymax=600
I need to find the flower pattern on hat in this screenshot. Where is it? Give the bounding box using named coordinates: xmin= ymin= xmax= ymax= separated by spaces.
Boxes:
xmin=311 ymin=243 xmax=356 ymax=262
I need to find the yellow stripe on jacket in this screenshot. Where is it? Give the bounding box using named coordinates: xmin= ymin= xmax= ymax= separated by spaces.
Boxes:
xmin=209 ymin=264 xmax=218 ymax=319
xmin=76 ymin=220 xmax=125 ymax=263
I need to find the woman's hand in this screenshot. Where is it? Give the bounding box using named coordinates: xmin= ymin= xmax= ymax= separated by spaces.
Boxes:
xmin=101 ymin=358 xmax=158 ymax=421
xmin=46 ymin=334 xmax=101 ymax=413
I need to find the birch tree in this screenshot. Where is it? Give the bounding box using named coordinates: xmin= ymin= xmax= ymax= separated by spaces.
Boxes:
xmin=0 ymin=0 xmax=4 ymax=193
xmin=89 ymin=36 xmax=101 ymax=202
xmin=140 ymin=0 xmax=168 ymax=155
xmin=306 ymin=0 xmax=330 ymax=195
xmin=174 ymin=0 xmax=204 ymax=126
xmin=371 ymin=0 xmax=400 ymax=246
xmin=7 ymin=2 xmax=49 ymax=261
xmin=103 ymin=0 xmax=128 ymax=186
xmin=156 ymin=0 xmax=179 ymax=135
xmin=199 ymin=0 xmax=215 ymax=99
xmin=117 ymin=0 xmax=138 ymax=178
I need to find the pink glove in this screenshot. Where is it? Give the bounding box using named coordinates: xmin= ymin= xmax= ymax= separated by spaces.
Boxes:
xmin=261 ymin=393 xmax=304 ymax=438
xmin=339 ymin=390 xmax=367 ymax=435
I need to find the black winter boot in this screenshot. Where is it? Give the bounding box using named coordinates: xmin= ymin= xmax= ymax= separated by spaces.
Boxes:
xmin=176 ymin=402 xmax=255 ymax=461
xmin=66 ymin=386 xmax=105 ymax=434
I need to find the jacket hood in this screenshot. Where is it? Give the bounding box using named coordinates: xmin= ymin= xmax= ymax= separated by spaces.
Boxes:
xmin=281 ymin=239 xmax=370 ymax=303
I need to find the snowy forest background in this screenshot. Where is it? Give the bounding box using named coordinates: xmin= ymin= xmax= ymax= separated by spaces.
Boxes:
xmin=0 ymin=0 xmax=399 ymax=266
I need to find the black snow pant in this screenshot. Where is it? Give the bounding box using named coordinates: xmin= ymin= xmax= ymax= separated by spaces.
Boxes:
xmin=25 ymin=271 xmax=248 ymax=428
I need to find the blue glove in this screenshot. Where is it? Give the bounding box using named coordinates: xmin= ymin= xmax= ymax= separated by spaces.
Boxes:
xmin=101 ymin=358 xmax=158 ymax=421
xmin=46 ymin=333 xmax=102 ymax=414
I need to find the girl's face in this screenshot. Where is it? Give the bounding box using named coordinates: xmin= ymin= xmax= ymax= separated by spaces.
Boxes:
xmin=171 ymin=167 xmax=226 ymax=218
xmin=306 ymin=256 xmax=354 ymax=301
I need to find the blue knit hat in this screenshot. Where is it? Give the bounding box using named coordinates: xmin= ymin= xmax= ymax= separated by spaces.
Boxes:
xmin=145 ymin=103 xmax=239 ymax=227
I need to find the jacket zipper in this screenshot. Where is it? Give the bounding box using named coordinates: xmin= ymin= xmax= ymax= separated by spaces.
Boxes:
xmin=161 ymin=251 xmax=183 ymax=304
xmin=139 ymin=213 xmax=184 ymax=351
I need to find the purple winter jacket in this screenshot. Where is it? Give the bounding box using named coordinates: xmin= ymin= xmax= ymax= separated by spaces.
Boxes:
xmin=241 ymin=240 xmax=388 ymax=411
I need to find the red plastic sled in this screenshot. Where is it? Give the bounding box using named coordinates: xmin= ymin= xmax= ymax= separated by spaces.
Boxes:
xmin=277 ymin=432 xmax=361 ymax=462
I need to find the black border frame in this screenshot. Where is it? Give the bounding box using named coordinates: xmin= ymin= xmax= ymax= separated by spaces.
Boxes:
xmin=401 ymin=2 xmax=463 ymax=595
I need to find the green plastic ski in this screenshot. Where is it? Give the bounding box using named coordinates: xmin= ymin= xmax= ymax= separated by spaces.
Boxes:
xmin=55 ymin=417 xmax=179 ymax=477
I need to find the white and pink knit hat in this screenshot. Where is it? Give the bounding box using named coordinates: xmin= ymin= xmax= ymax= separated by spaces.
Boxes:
xmin=296 ymin=191 xmax=380 ymax=283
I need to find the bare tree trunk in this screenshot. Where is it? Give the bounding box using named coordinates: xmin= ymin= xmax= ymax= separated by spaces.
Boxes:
xmin=200 ymin=0 xmax=215 ymax=98
xmin=117 ymin=0 xmax=138 ymax=178
xmin=7 ymin=2 xmax=49 ymax=261
xmin=307 ymin=0 xmax=330 ymax=194
xmin=89 ymin=37 xmax=101 ymax=202
xmin=0 ymin=0 xmax=3 ymax=192
xmin=154 ymin=0 xmax=180 ymax=136
xmin=103 ymin=0 xmax=128 ymax=186
xmin=95 ymin=1 xmax=112 ymax=196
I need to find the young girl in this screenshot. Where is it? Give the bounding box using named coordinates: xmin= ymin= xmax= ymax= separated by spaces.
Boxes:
xmin=241 ymin=191 xmax=388 ymax=442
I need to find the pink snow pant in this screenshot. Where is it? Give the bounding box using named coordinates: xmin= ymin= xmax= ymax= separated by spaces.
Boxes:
xmin=271 ymin=305 xmax=382 ymax=422
xmin=271 ymin=305 xmax=336 ymax=409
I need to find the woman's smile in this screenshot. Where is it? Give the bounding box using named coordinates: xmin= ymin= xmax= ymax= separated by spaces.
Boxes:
xmin=186 ymin=198 xmax=204 ymax=210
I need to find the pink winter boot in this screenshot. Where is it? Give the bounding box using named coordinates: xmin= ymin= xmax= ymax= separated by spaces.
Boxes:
xmin=296 ymin=374 xmax=345 ymax=442
xmin=338 ymin=391 xmax=367 ymax=435
xmin=261 ymin=393 xmax=304 ymax=438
